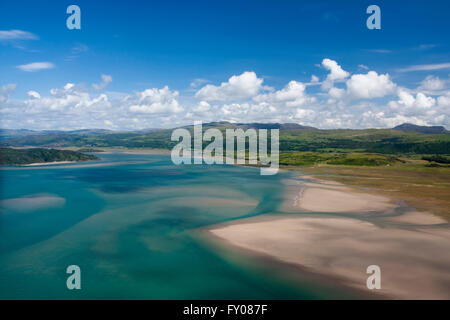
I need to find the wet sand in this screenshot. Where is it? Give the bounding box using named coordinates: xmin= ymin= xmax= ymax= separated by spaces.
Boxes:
xmin=208 ymin=176 xmax=450 ymax=299
xmin=0 ymin=193 xmax=66 ymax=212
xmin=22 ymin=161 xmax=77 ymax=166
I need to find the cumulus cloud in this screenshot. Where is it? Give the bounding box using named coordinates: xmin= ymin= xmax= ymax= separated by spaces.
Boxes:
xmin=389 ymin=90 xmax=435 ymax=111
xmin=321 ymin=58 xmax=349 ymax=90
xmin=437 ymin=93 xmax=450 ymax=108
xmin=192 ymin=101 xmax=211 ymax=113
xmin=322 ymin=58 xmax=349 ymax=82
xmin=254 ymin=80 xmax=315 ymax=107
xmin=328 ymin=87 xmax=345 ymax=100
xmin=418 ymin=75 xmax=447 ymax=94
xmin=346 ymin=71 xmax=396 ymax=99
xmin=195 ymin=71 xmax=264 ymax=101
xmin=23 ymin=83 xmax=110 ymax=113
xmin=0 ymin=84 xmax=17 ymax=102
xmin=27 ymin=90 xmax=40 ymax=99
xmin=128 ymin=86 xmax=183 ymax=114
xmin=92 ymin=74 xmax=113 ymax=90
xmin=310 ymin=75 xmax=319 ymax=83
xmin=2 ymin=58 xmax=449 ymax=130
xmin=17 ymin=62 xmax=54 ymax=72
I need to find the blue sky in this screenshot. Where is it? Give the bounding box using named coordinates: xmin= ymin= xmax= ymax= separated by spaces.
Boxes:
xmin=0 ymin=0 xmax=449 ymax=130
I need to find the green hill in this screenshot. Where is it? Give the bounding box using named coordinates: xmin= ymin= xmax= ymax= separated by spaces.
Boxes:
xmin=1 ymin=122 xmax=449 ymax=167
xmin=0 ymin=148 xmax=99 ymax=165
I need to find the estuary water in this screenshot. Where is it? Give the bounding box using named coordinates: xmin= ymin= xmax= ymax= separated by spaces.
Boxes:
xmin=0 ymin=152 xmax=346 ymax=299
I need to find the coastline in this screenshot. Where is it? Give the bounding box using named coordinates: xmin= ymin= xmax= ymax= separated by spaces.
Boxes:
xmin=205 ymin=174 xmax=450 ymax=299
xmin=21 ymin=160 xmax=78 ymax=166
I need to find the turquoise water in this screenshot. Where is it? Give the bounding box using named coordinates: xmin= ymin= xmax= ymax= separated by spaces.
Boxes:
xmin=0 ymin=152 xmax=346 ymax=299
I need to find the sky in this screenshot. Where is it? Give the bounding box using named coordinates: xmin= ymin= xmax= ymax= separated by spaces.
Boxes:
xmin=0 ymin=0 xmax=449 ymax=130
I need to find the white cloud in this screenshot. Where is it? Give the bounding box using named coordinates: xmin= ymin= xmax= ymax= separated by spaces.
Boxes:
xmin=21 ymin=83 xmax=110 ymax=115
xmin=418 ymin=75 xmax=446 ymax=93
xmin=322 ymin=58 xmax=349 ymax=81
xmin=195 ymin=71 xmax=264 ymax=101
xmin=437 ymin=93 xmax=450 ymax=108
xmin=321 ymin=58 xmax=349 ymax=89
xmin=192 ymin=101 xmax=211 ymax=113
xmin=2 ymin=58 xmax=449 ymax=130
xmin=189 ymin=78 xmax=209 ymax=89
xmin=64 ymin=83 xmax=75 ymax=91
xmin=27 ymin=90 xmax=40 ymax=99
xmin=0 ymin=30 xmax=38 ymax=40
xmin=254 ymin=80 xmax=314 ymax=107
xmin=388 ymin=90 xmax=436 ymax=116
xmin=417 ymin=44 xmax=438 ymax=51
xmin=0 ymin=84 xmax=17 ymax=102
xmin=346 ymin=71 xmax=396 ymax=99
xmin=310 ymin=75 xmax=319 ymax=83
xmin=66 ymin=43 xmax=89 ymax=61
xmin=397 ymin=62 xmax=450 ymax=72
xmin=328 ymin=87 xmax=345 ymax=100
xmin=367 ymin=49 xmax=391 ymax=54
xmin=92 ymin=74 xmax=113 ymax=90
xmin=294 ymin=108 xmax=316 ymax=120
xmin=103 ymin=120 xmax=115 ymax=128
xmin=129 ymin=86 xmax=183 ymax=114
xmin=17 ymin=62 xmax=54 ymax=72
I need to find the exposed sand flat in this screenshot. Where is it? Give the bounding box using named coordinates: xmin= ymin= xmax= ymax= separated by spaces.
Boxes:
xmin=281 ymin=177 xmax=397 ymax=213
xmin=209 ymin=216 xmax=450 ymax=299
xmin=22 ymin=161 xmax=77 ymax=166
xmin=290 ymin=177 xmax=397 ymax=213
xmin=298 ymin=187 xmax=395 ymax=212
xmin=110 ymin=149 xmax=171 ymax=155
xmin=208 ymin=175 xmax=450 ymax=299
xmin=0 ymin=193 xmax=66 ymax=212
xmin=389 ymin=211 xmax=447 ymax=225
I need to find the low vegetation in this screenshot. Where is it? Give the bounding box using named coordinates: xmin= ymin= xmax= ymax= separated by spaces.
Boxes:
xmin=0 ymin=148 xmax=99 ymax=165
xmin=77 ymin=148 xmax=104 ymax=153
xmin=280 ymin=152 xmax=401 ymax=166
xmin=299 ymin=164 xmax=450 ymax=220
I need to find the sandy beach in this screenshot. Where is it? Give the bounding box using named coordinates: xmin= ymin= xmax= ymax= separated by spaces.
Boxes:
xmin=22 ymin=161 xmax=78 ymax=166
xmin=208 ymin=175 xmax=450 ymax=299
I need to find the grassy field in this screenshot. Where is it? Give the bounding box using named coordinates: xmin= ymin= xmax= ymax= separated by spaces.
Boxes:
xmin=279 ymin=151 xmax=403 ymax=166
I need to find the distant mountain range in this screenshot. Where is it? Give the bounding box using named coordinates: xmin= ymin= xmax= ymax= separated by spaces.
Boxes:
xmin=1 ymin=122 xmax=447 ymax=137
xmin=393 ymin=123 xmax=447 ymax=134
xmin=0 ymin=128 xmax=115 ymax=139
xmin=1 ymin=122 xmax=449 ymax=155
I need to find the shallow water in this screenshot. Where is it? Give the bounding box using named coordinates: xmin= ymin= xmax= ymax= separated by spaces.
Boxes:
xmin=0 ymin=152 xmax=348 ymax=299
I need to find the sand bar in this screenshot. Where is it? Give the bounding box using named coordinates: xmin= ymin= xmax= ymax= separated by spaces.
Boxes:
xmin=22 ymin=161 xmax=78 ymax=166
xmin=208 ymin=176 xmax=450 ymax=299
xmin=209 ymin=215 xmax=450 ymax=299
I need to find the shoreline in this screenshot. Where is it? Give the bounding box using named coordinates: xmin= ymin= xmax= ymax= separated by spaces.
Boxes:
xmin=21 ymin=160 xmax=79 ymax=166
xmin=205 ymin=174 xmax=450 ymax=299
